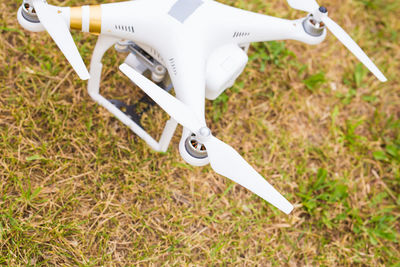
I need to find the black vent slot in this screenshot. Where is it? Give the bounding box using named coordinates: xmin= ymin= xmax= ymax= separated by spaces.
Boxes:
xmin=169 ymin=58 xmax=177 ymax=75
xmin=115 ymin=25 xmax=135 ymax=33
xmin=233 ymin=32 xmax=250 ymax=38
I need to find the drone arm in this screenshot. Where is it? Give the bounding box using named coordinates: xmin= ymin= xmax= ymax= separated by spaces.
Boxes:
xmin=18 ymin=4 xmax=100 ymax=35
xmin=230 ymin=13 xmax=325 ymax=45
xmin=207 ymin=2 xmax=325 ymax=46
xmin=50 ymin=5 xmax=103 ymax=35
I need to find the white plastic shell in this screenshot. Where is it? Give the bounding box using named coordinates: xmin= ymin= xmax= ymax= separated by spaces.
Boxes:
xmin=205 ymin=44 xmax=248 ymax=100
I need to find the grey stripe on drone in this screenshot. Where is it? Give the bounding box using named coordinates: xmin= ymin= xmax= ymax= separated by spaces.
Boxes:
xmin=168 ymin=0 xmax=204 ymax=23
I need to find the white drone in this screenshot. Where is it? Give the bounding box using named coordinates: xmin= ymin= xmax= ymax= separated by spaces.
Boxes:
xmin=18 ymin=0 xmax=387 ymax=214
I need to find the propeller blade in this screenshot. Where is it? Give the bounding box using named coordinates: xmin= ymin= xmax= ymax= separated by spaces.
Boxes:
xmin=287 ymin=0 xmax=318 ymax=13
xmin=321 ymin=16 xmax=387 ymax=82
xmin=32 ymin=0 xmax=89 ymax=80
xmin=204 ymin=136 xmax=294 ymax=214
xmin=119 ymin=63 xmax=293 ymax=214
xmin=119 ymin=63 xmax=204 ymax=132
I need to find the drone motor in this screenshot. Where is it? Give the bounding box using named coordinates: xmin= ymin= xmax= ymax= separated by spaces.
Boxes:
xmin=178 ymin=130 xmax=209 ymax=167
xmin=302 ymin=14 xmax=326 ymax=37
xmin=21 ymin=0 xmax=39 ymax=22
xmin=184 ymin=133 xmax=208 ymax=159
xmin=17 ymin=1 xmax=45 ymax=32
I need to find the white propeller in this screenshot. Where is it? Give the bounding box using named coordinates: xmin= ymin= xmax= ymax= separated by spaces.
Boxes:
xmin=287 ymin=0 xmax=319 ymax=12
xmin=287 ymin=0 xmax=387 ymax=82
xmin=32 ymin=0 xmax=90 ymax=80
xmin=119 ymin=63 xmax=294 ymax=214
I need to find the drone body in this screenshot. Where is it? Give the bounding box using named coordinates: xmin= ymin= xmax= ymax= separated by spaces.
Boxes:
xmin=17 ymin=0 xmax=386 ymax=214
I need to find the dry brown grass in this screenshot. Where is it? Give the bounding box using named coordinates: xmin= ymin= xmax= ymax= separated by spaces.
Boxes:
xmin=0 ymin=0 xmax=399 ymax=265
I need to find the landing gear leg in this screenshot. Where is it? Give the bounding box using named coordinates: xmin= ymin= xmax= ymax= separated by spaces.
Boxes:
xmin=87 ymin=35 xmax=178 ymax=152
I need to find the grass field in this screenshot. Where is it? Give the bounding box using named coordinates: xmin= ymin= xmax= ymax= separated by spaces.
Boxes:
xmin=1 ymin=0 xmax=399 ymax=265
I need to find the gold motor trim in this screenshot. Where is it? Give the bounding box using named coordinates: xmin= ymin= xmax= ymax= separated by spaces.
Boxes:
xmin=89 ymin=5 xmax=102 ymax=34
xmin=70 ymin=6 xmax=82 ymax=30
xmin=69 ymin=5 xmax=102 ymax=34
